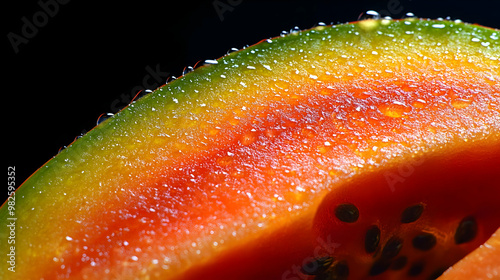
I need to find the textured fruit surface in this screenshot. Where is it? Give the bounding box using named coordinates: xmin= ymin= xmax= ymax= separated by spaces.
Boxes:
xmin=1 ymin=19 xmax=499 ymax=280
xmin=439 ymin=228 xmax=500 ymax=280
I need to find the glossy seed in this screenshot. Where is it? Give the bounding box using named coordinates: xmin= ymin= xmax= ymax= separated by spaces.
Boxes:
xmin=412 ymin=233 xmax=437 ymax=251
xmin=330 ymin=261 xmax=349 ymax=280
xmin=301 ymin=256 xmax=333 ymax=275
xmin=365 ymin=225 xmax=381 ymax=254
xmin=314 ymin=260 xmax=349 ymax=280
xmin=381 ymin=237 xmax=403 ymax=259
xmin=455 ymin=216 xmax=478 ymax=244
xmin=335 ymin=203 xmax=359 ymax=223
xmin=390 ymin=256 xmax=408 ymax=270
xmin=408 ymin=262 xmax=425 ymax=276
xmin=369 ymin=259 xmax=391 ymax=276
xmin=401 ymin=204 xmax=424 ymax=223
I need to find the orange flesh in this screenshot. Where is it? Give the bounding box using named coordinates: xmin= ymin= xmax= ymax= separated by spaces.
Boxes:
xmin=0 ymin=19 xmax=499 ymax=279
xmin=440 ymin=228 xmax=500 ymax=280
xmin=311 ymin=144 xmax=500 ymax=279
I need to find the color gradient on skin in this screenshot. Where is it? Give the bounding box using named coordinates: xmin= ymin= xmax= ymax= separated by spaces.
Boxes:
xmin=1 ymin=19 xmax=499 ymax=279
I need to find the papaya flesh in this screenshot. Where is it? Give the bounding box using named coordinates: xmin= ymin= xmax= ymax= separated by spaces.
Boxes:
xmin=1 ymin=19 xmax=499 ymax=280
xmin=439 ymin=227 xmax=500 ymax=280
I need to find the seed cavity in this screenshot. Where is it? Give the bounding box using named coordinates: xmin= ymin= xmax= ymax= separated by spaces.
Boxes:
xmin=454 ymin=216 xmax=478 ymax=244
xmin=401 ymin=204 xmax=424 ymax=223
xmin=390 ymin=256 xmax=408 ymax=270
xmin=381 ymin=237 xmax=403 ymax=259
xmin=335 ymin=203 xmax=359 ymax=223
xmin=412 ymin=233 xmax=437 ymax=251
xmin=408 ymin=261 xmax=425 ymax=276
xmin=364 ymin=225 xmax=381 ymax=254
xmin=301 ymin=256 xmax=333 ymax=275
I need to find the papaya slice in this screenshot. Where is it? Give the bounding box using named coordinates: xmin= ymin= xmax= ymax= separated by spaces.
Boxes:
xmin=439 ymin=228 xmax=500 ymax=280
xmin=1 ymin=19 xmax=499 ymax=280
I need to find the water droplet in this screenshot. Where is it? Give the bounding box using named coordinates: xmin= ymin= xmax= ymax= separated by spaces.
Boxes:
xmin=166 ymin=76 xmax=177 ymax=83
xmin=379 ymin=18 xmax=392 ymax=26
xmin=204 ymin=59 xmax=218 ymax=65
xmin=182 ymin=66 xmax=194 ymax=76
xmin=359 ymin=19 xmax=381 ymax=31
xmin=451 ymin=98 xmax=473 ymax=109
xmin=314 ymin=22 xmax=327 ymax=31
xmin=273 ymin=80 xmax=290 ymax=90
xmin=97 ymin=113 xmax=114 ymax=125
xmin=290 ymin=26 xmax=301 ymax=34
xmin=431 ymin=23 xmax=446 ymax=29
xmin=217 ymin=155 xmax=233 ymax=167
xmin=404 ymin=12 xmax=417 ymax=19
xmin=57 ymin=146 xmax=67 ymax=154
xmin=227 ymin=47 xmax=239 ymax=54
xmin=358 ymin=10 xmax=381 ymax=21
xmin=262 ymin=64 xmax=272 ymax=71
xmin=240 ymin=132 xmax=256 ymax=146
xmin=378 ymin=102 xmax=410 ymax=118
xmin=412 ymin=99 xmax=427 ymax=109
xmin=65 ymin=236 xmax=73 ymax=241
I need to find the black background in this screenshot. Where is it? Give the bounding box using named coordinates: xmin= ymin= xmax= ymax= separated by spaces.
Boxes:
xmin=4 ymin=0 xmax=500 ymax=203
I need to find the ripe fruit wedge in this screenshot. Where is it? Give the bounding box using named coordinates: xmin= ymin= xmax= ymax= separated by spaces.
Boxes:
xmin=1 ymin=19 xmax=499 ymax=280
xmin=439 ymin=228 xmax=500 ymax=280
